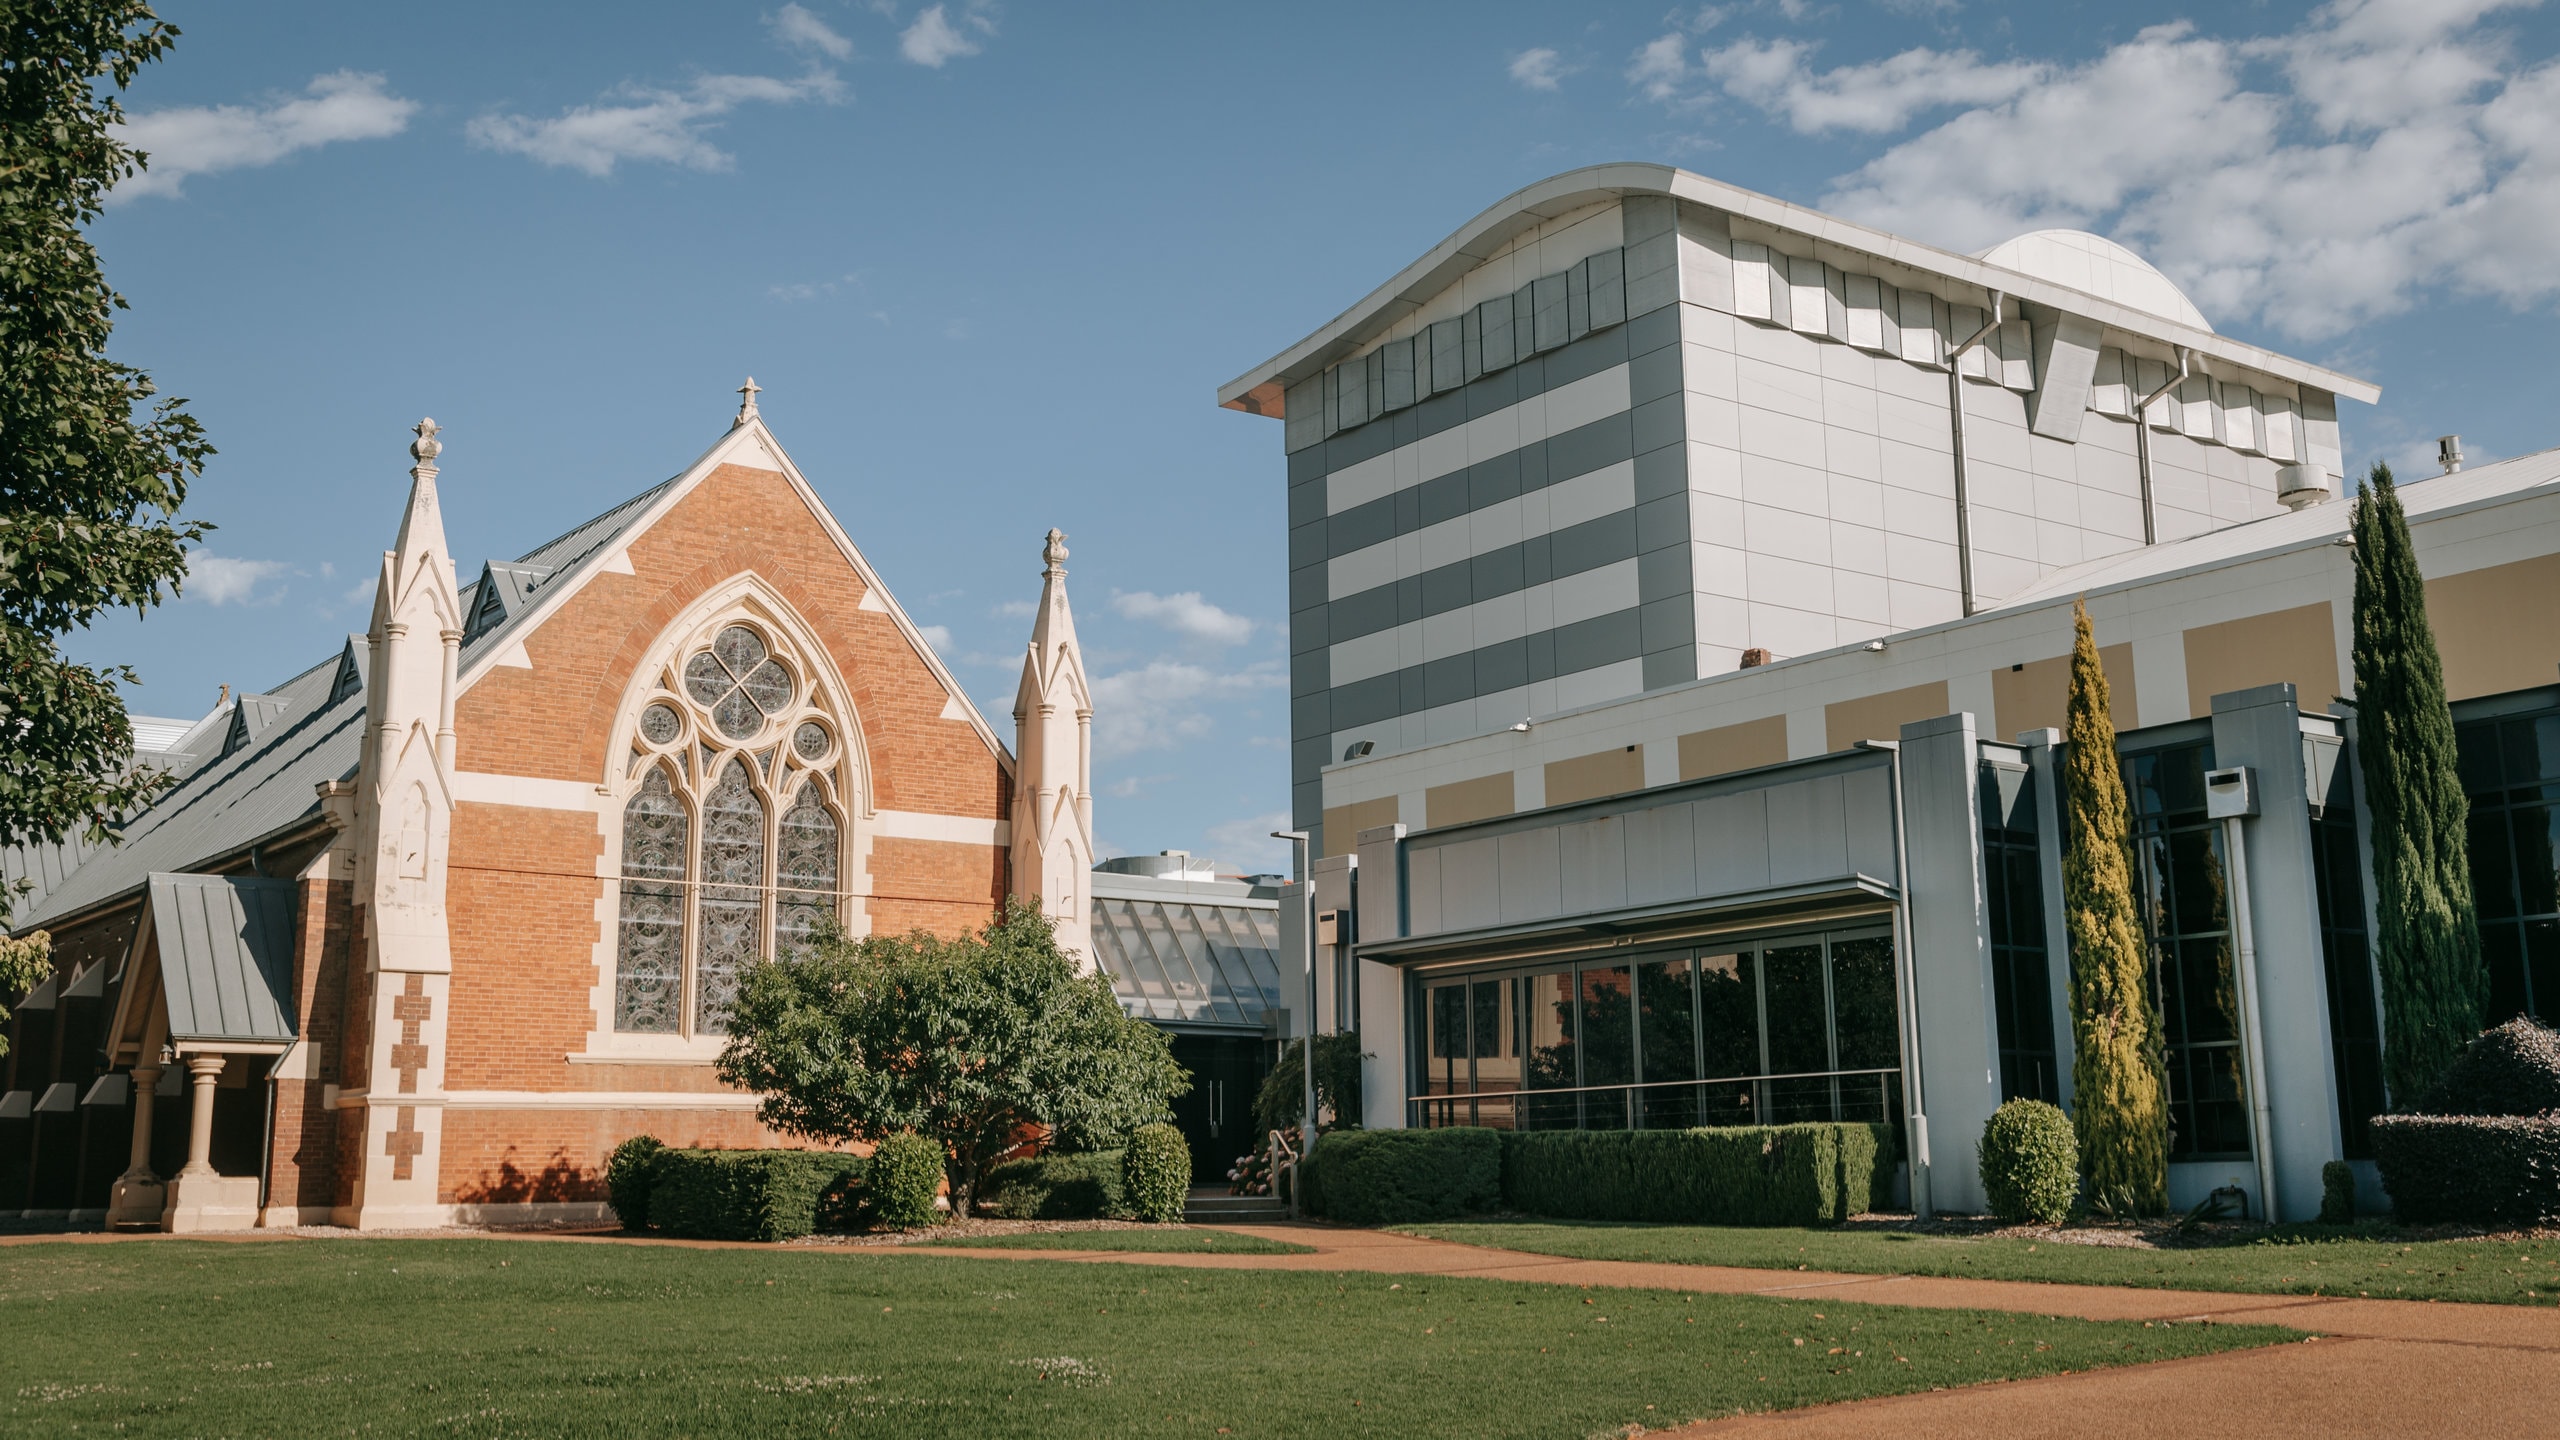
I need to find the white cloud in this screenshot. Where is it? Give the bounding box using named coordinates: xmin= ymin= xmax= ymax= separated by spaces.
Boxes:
xmin=990 ymin=598 xmax=1036 ymax=619
xmin=1509 ymin=47 xmax=1565 ymax=92
xmin=1628 ymin=34 xmax=1692 ymax=103
xmin=113 ymin=71 xmax=414 ymax=202
xmin=1109 ymin=590 xmax=1254 ymax=646
xmin=770 ymin=3 xmax=854 ymax=59
xmin=468 ymin=70 xmax=843 ymax=177
xmin=915 ymin=623 xmax=953 ymax=651
xmin=1086 ymin=660 xmax=1283 ymax=758
xmin=901 ymin=3 xmax=995 ymax=67
xmin=1204 ymin=811 xmax=1295 ymax=874
xmin=185 ymin=555 xmax=290 ymax=606
xmin=1684 ymin=4 xmax=2560 ymax=341
xmin=1702 ymin=38 xmax=2044 ymax=133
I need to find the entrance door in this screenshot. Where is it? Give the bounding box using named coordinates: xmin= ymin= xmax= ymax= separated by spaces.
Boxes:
xmin=1166 ymin=1034 xmax=1271 ymax=1185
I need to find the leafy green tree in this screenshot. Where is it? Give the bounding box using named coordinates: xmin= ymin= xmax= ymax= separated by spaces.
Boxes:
xmin=0 ymin=3 xmax=211 ymax=920
xmin=0 ymin=929 xmax=50 ymax=1058
xmin=2351 ymin=461 xmax=2485 ymax=1102
xmin=1252 ymin=1032 xmax=1365 ymax=1138
xmin=2060 ymin=600 xmax=2169 ymax=1214
xmin=717 ymin=900 xmax=1186 ymax=1216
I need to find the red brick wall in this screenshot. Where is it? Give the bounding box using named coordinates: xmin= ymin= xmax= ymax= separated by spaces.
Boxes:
xmin=427 ymin=459 xmax=1014 ymax=1200
xmin=264 ymin=874 xmax=353 ymax=1211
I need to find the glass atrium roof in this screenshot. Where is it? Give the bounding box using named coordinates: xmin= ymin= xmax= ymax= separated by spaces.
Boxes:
xmin=1090 ymin=883 xmax=1285 ymax=1030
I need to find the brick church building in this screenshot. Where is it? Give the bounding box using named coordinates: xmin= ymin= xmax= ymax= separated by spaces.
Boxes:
xmin=0 ymin=385 xmax=1100 ymax=1230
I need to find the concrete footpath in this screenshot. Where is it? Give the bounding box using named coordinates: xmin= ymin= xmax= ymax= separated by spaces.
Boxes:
xmin=921 ymin=1223 xmax=2560 ymax=1439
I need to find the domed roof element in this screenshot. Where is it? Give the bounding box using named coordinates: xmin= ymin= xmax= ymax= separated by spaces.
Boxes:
xmin=1974 ymin=230 xmax=2212 ymax=333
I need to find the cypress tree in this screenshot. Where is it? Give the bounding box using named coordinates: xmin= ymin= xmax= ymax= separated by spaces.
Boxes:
xmin=2060 ymin=600 xmax=2169 ymax=1214
xmin=2350 ymin=462 xmax=2484 ymax=1103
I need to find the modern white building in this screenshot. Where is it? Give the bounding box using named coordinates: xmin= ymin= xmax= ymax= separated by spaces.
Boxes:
xmin=1221 ymin=164 xmax=2560 ymax=1220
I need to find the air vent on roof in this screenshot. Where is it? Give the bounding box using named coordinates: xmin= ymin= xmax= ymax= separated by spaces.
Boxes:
xmin=463 ymin=570 xmax=508 ymax=643
xmin=329 ymin=637 xmax=366 ymax=706
xmin=218 ymin=694 xmax=291 ymax=760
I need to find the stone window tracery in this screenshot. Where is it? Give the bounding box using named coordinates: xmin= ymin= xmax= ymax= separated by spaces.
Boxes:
xmin=612 ymin=619 xmax=849 ymax=1037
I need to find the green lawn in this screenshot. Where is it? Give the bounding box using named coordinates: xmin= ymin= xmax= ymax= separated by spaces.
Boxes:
xmin=0 ymin=1238 xmax=2289 ymax=1438
xmin=1394 ymin=1220 xmax=2560 ymax=1306
xmin=919 ymin=1227 xmax=1313 ymax=1254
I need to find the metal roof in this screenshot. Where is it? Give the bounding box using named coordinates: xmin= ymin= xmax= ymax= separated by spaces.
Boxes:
xmin=1217 ymin=162 xmax=2379 ymax=416
xmin=148 ymin=872 xmax=298 ymax=1045
xmin=1089 ymin=871 xmax=1286 ymax=1031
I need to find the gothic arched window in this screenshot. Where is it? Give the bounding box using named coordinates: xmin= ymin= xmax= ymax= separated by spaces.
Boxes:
xmin=611 ymin=620 xmax=849 ymax=1037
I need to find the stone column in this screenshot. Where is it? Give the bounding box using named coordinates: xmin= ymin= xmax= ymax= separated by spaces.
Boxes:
xmin=177 ymin=1053 xmax=225 ymax=1178
xmin=105 ymin=1060 xmax=169 ymax=1228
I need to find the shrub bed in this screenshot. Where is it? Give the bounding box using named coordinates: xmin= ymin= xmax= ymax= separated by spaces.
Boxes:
xmin=605 ymin=1135 xmax=666 ymax=1232
xmin=867 ymin=1132 xmax=946 ymax=1230
xmin=2370 ymin=1113 xmax=2560 ymax=1226
xmin=977 ymin=1149 xmax=1128 ymax=1219
xmin=1305 ymin=1128 xmax=1500 ymax=1225
xmin=1501 ymin=1124 xmax=1893 ymax=1227
xmin=644 ymin=1148 xmax=865 ymax=1242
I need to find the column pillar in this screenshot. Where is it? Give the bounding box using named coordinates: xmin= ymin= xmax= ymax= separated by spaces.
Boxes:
xmin=177 ymin=1053 xmax=225 ymax=1178
xmin=105 ymin=1060 xmax=168 ymax=1229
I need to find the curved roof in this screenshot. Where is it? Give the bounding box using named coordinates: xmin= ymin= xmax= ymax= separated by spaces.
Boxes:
xmin=1217 ymin=163 xmax=2376 ymax=415
xmin=1975 ymin=229 xmax=2212 ymax=333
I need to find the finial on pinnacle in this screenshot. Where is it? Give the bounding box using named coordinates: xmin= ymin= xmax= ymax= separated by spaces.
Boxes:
xmin=409 ymin=418 xmax=441 ymax=470
xmin=735 ymin=377 xmax=761 ymax=426
xmin=1043 ymin=527 xmax=1068 ymax=574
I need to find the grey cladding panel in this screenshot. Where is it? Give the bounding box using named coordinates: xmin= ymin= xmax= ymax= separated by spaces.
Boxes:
xmin=1767 ymin=774 xmax=1851 ymax=883
xmin=1845 ymin=766 xmax=1899 ymax=880
xmin=1440 ymin=836 xmax=1502 ymax=934
xmin=1697 ymin=790 xmax=1773 ymax=894
xmin=1623 ymin=801 xmax=1698 ymax=906
xmin=1496 ymin=828 xmax=1562 ymax=925
xmin=1407 ymin=845 xmax=1444 ymax=935
xmin=1557 ymin=817 xmax=1629 ymax=915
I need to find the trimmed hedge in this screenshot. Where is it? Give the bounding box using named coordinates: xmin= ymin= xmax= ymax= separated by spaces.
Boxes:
xmin=1978 ymin=1100 xmax=2078 ymax=1226
xmin=605 ymin=1134 xmax=667 ymax=1232
xmin=2319 ymin=1159 xmax=2356 ymax=1225
xmin=1306 ymin=1128 xmax=1501 ymax=1225
xmin=2413 ymin=1017 xmax=2560 ymax=1117
xmin=978 ymin=1149 xmax=1128 ymax=1219
xmin=646 ymin=1148 xmax=865 ymax=1242
xmin=1123 ymin=1123 xmax=1190 ymax=1223
xmin=1501 ymin=1124 xmax=1894 ymax=1227
xmin=868 ymin=1132 xmax=946 ymax=1230
xmin=2370 ymin=1113 xmax=2560 ymax=1226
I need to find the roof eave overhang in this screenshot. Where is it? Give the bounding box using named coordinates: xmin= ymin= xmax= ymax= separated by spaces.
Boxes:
xmin=1217 ymin=162 xmax=2379 ymax=417
xmin=1361 ymin=873 xmax=1898 ymax=969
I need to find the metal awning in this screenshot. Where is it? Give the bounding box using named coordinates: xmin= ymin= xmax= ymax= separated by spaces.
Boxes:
xmin=145 ymin=873 xmax=298 ymax=1046
xmin=1364 ymin=873 xmax=1899 ymax=970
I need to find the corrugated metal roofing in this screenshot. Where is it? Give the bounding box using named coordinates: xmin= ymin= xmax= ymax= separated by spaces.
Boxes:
xmin=1089 ymin=872 xmax=1286 ymax=1030
xmin=148 ymin=872 xmax=298 ymax=1044
xmin=17 ymin=476 xmax=678 ymax=931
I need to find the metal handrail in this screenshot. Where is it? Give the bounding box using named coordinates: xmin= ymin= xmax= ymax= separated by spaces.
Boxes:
xmin=1268 ymin=1127 xmax=1300 ymax=1220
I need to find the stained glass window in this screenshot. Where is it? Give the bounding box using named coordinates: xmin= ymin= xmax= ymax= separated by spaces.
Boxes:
xmin=614 ymin=621 xmax=844 ymax=1039
xmin=615 ymin=768 xmax=688 ymax=1033
xmin=777 ymin=785 xmax=839 ymax=958
xmin=694 ymin=758 xmax=766 ymax=1033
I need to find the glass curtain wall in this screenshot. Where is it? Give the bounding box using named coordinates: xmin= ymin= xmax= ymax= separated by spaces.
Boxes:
xmin=1981 ymin=765 xmax=2059 ymax=1103
xmin=2118 ymin=741 xmax=2251 ymax=1160
xmin=2455 ymin=708 xmax=2560 ymax=1027
xmin=2308 ymin=741 xmax=2386 ymax=1156
xmin=1411 ymin=926 xmax=1901 ymax=1131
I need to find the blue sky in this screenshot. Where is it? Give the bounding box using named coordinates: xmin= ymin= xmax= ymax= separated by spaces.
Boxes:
xmin=78 ymin=0 xmax=2560 ymax=871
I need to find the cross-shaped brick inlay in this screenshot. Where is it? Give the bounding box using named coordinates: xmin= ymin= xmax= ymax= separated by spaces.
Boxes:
xmin=386 ymin=1105 xmax=424 ymax=1181
xmin=390 ymin=973 xmax=432 ymax=1095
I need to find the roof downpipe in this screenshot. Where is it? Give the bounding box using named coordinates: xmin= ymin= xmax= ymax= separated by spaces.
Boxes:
xmin=2132 ymin=347 xmax=2190 ymax=543
xmin=1945 ymin=290 xmax=2005 ymax=617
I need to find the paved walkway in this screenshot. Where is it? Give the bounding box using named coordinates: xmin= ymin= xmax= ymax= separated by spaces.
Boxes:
xmin=908 ymin=1223 xmax=2560 ymax=1439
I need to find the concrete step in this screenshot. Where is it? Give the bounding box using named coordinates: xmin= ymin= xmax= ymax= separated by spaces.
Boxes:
xmin=1183 ymin=1193 xmax=1288 ymax=1222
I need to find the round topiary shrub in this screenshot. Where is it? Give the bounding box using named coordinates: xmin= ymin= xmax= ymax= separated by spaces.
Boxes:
xmin=868 ymin=1132 xmax=946 ymax=1230
xmin=1123 ymin=1123 xmax=1191 ymax=1223
xmin=605 ymin=1134 xmax=666 ymax=1232
xmin=1978 ymin=1099 xmax=2079 ymax=1226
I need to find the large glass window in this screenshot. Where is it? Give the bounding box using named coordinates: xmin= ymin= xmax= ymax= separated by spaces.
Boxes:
xmin=1981 ymin=765 xmax=2059 ymax=1103
xmin=611 ymin=622 xmax=848 ymax=1037
xmin=2456 ymin=709 xmax=2560 ymax=1027
xmin=2117 ymin=741 xmax=2249 ymax=1159
xmin=2309 ymin=753 xmax=2385 ymax=1156
xmin=1410 ymin=926 xmax=1901 ymax=1132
